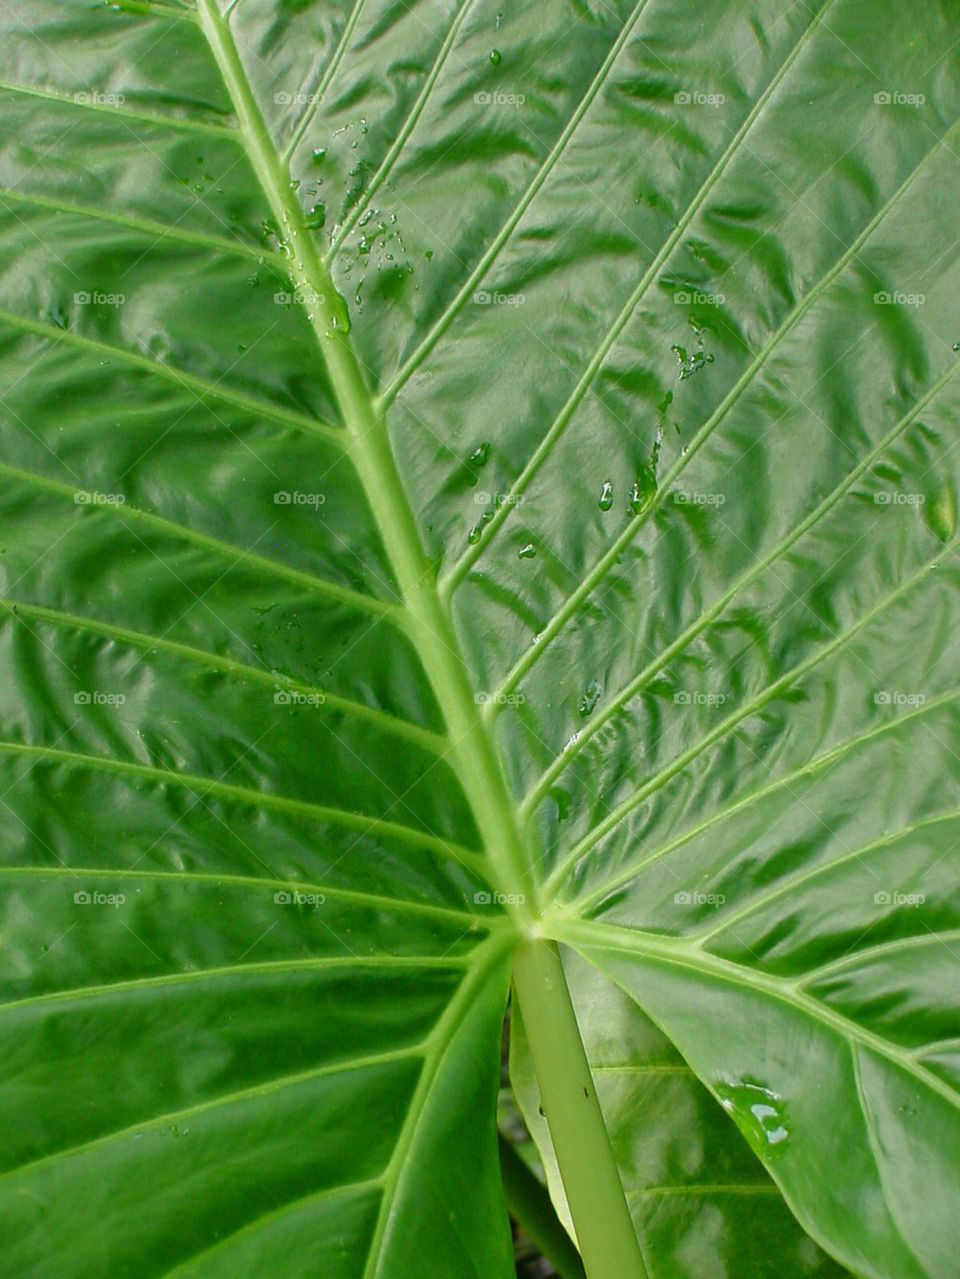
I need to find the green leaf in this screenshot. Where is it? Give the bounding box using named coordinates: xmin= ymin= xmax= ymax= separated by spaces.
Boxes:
xmin=1 ymin=1 xmax=958 ymax=1277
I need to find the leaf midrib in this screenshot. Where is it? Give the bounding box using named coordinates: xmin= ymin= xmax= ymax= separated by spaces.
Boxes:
xmin=195 ymin=0 xmax=534 ymax=917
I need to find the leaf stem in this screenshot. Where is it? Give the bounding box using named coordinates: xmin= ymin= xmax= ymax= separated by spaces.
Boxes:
xmin=511 ymin=939 xmax=648 ymax=1279
xmin=498 ymin=1131 xmax=587 ymax=1279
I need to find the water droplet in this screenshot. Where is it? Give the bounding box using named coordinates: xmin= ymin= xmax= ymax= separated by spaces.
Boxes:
xmin=518 ymin=543 xmax=537 ymax=559
xmin=598 ymin=480 xmax=614 ymax=511
xmin=628 ymin=467 xmax=656 ymax=515
xmin=578 ymin=680 xmax=602 ymax=717
xmin=672 ymin=343 xmax=714 ymax=380
xmin=425 ymin=248 xmax=434 ymax=260
xmin=490 ymin=48 xmax=502 ymax=64
xmin=923 ymin=479 xmax=957 ymax=543
xmin=469 ymin=442 xmax=491 ymax=468
xmin=953 ymin=342 xmax=960 ymax=352
xmin=304 ymin=202 xmax=326 ymax=230
xmin=311 ymin=147 xmax=327 ymax=166
xmin=714 ymin=1079 xmax=790 ymax=1156
xmin=468 ymin=512 xmax=493 ymax=544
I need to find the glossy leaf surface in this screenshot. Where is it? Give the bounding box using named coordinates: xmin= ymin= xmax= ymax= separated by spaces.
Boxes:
xmin=0 ymin=1 xmax=957 ymax=1276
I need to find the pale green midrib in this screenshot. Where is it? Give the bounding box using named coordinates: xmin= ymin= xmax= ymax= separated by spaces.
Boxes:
xmin=0 ymin=740 xmax=482 ymax=868
xmin=0 ymin=185 xmax=284 ymax=266
xmin=159 ymin=1179 xmax=381 ymax=1279
xmin=0 ymin=1046 xmax=420 ymax=1190
xmin=196 ymin=0 xmax=534 ymax=913
xmin=361 ymin=935 xmax=511 ymax=1279
xmin=556 ymin=919 xmax=960 ymax=1112
xmin=520 ymin=354 xmax=960 ymax=815
xmin=573 ymin=684 xmax=960 ymax=914
xmin=2 ymin=596 xmax=444 ymax=754
xmin=0 ymin=953 xmax=467 ymax=1018
xmin=435 ymin=0 xmax=836 ymax=591
xmin=692 ymin=809 xmax=960 ymax=949
xmin=0 ymin=307 xmax=344 ymax=445
xmin=0 ymin=78 xmax=227 ymax=136
xmin=0 ymin=460 xmax=400 ymax=623
xmin=544 ymin=532 xmax=960 ymax=897
xmin=324 ymin=0 xmax=479 ymax=259
xmin=281 ymin=0 xmax=368 ymax=164
xmin=0 ymin=864 xmax=495 ymax=927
